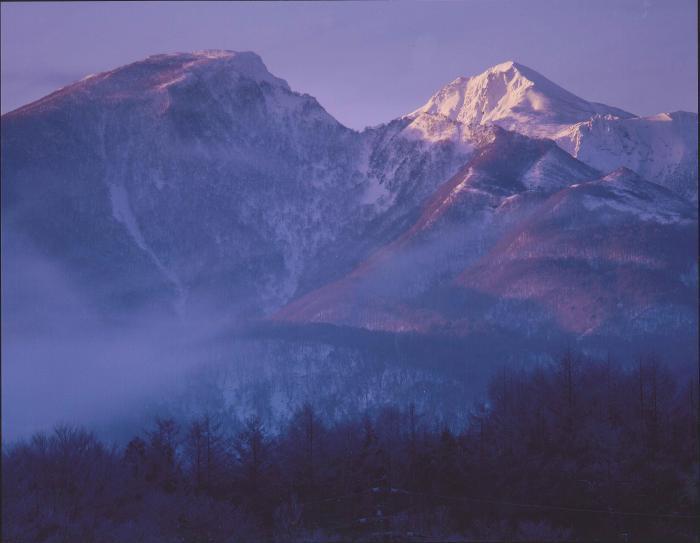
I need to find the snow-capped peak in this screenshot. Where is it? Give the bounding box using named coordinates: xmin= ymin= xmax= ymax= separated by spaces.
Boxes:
xmin=489 ymin=60 xmax=520 ymax=73
xmin=135 ymin=50 xmax=290 ymax=91
xmin=413 ymin=61 xmax=634 ymax=138
xmin=5 ymin=50 xmax=293 ymax=118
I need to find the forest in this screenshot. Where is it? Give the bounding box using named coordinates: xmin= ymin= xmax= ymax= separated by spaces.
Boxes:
xmin=2 ymin=351 xmax=698 ymax=542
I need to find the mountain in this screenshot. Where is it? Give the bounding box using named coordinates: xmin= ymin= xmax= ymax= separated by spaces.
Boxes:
xmin=2 ymin=51 xmax=370 ymax=319
xmin=3 ymin=51 xmax=489 ymax=322
xmin=2 ymin=52 xmax=697 ymax=360
xmin=413 ymin=61 xmax=698 ymax=201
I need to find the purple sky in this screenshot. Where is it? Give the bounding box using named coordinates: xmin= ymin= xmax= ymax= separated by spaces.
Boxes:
xmin=1 ymin=1 xmax=697 ymax=129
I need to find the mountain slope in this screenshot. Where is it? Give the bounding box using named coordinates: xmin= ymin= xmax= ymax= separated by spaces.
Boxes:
xmin=272 ymin=166 xmax=697 ymax=358
xmin=271 ymin=130 xmax=601 ymax=332
xmin=456 ymin=168 xmax=698 ymax=338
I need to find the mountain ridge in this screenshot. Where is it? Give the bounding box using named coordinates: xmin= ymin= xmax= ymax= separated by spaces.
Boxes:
xmin=2 ymin=51 xmax=697 ymax=356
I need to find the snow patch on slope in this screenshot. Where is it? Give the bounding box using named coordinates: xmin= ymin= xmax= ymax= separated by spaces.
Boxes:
xmin=400 ymin=113 xmax=477 ymax=154
xmin=575 ymin=169 xmax=695 ymax=225
xmin=109 ymin=184 xmax=187 ymax=314
xmin=109 ymin=185 xmax=148 ymax=251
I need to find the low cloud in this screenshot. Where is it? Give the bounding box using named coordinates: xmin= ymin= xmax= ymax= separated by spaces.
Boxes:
xmin=1 ymin=237 xmax=232 ymax=443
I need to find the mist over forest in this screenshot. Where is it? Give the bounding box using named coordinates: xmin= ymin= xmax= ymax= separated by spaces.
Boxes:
xmin=3 ymin=352 xmax=698 ymax=542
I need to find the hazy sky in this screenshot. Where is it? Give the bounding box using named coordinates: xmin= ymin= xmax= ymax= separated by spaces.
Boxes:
xmin=1 ymin=0 xmax=697 ymax=129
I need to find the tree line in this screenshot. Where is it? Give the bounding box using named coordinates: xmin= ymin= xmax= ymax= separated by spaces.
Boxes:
xmin=2 ymin=351 xmax=698 ymax=542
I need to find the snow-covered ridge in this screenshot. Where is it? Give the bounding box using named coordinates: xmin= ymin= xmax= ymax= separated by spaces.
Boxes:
xmin=4 ymin=50 xmax=292 ymax=118
xmin=4 ymin=51 xmax=695 ymax=211
xmin=108 ymin=50 xmax=292 ymax=93
xmin=555 ymin=111 xmax=698 ymax=201
xmin=413 ymin=60 xmax=634 ymax=137
xmin=556 ymin=167 xmax=697 ymax=225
